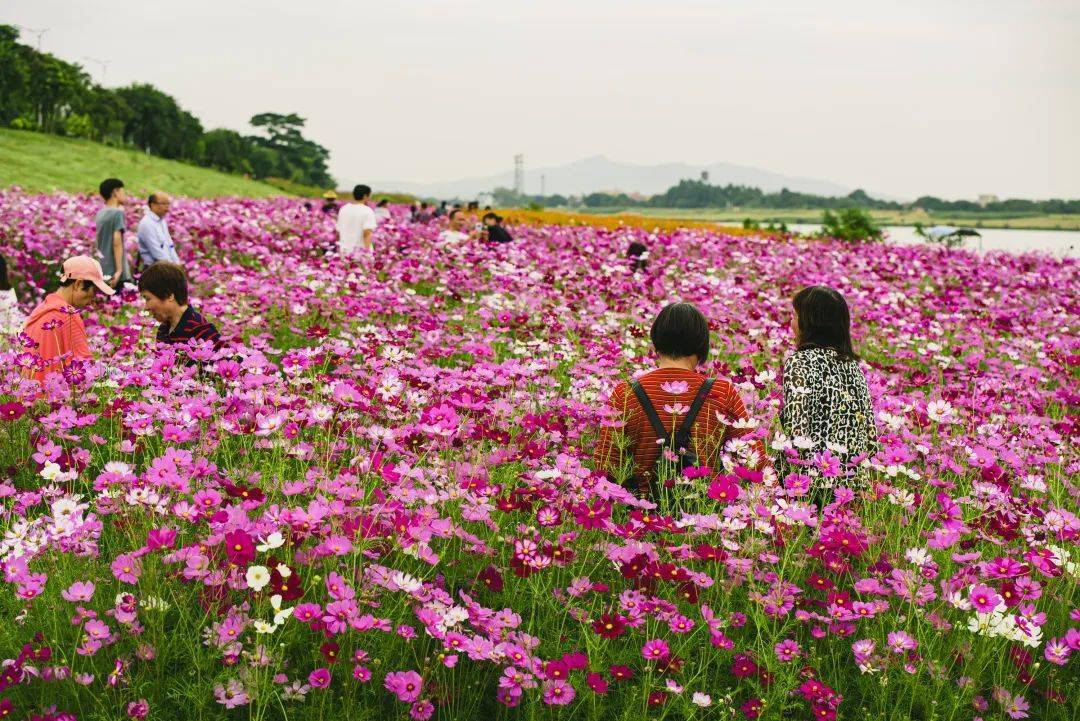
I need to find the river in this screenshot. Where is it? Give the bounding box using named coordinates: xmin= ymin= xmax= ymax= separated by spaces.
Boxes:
xmin=786 ymin=224 xmax=1078 ymax=258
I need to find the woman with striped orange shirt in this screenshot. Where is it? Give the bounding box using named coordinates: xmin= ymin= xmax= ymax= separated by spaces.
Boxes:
xmin=594 ymin=302 xmax=765 ymax=498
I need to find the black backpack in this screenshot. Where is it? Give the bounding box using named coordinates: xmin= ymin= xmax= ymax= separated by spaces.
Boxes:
xmin=630 ymin=378 xmax=715 ymax=493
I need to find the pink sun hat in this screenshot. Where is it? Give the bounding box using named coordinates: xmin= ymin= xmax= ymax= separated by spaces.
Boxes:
xmin=60 ymin=255 xmax=115 ymax=295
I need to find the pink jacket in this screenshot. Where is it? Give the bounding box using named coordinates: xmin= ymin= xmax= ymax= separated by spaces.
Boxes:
xmin=22 ymin=293 xmax=92 ymax=384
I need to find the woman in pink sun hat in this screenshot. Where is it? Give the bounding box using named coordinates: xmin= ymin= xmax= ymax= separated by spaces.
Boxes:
xmin=22 ymin=255 xmax=113 ymax=385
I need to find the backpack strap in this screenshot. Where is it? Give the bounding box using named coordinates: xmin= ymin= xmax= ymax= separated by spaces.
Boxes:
xmin=630 ymin=380 xmax=668 ymax=441
xmin=674 ymin=378 xmax=715 ymax=447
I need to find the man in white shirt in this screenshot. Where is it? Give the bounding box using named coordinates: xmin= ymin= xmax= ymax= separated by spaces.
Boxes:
xmin=136 ymin=191 xmax=181 ymax=267
xmin=438 ymin=209 xmax=471 ymax=245
xmin=336 ymin=184 xmax=377 ymax=254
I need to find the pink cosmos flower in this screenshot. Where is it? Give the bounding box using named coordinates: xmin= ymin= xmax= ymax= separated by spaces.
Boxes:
xmin=774 ymin=639 xmax=801 ymax=662
xmin=886 ymin=631 xmax=917 ymax=654
xmin=969 ymin=584 xmax=1002 ymax=613
xmin=384 ymin=670 xmax=423 ymax=703
xmin=62 ymin=580 xmax=95 ymax=602
xmin=111 ymin=554 xmax=142 ymax=584
xmin=641 ymin=638 xmax=670 ymax=661
xmin=410 ymin=700 xmax=435 ymax=720
xmin=542 ymin=679 xmax=575 ymax=706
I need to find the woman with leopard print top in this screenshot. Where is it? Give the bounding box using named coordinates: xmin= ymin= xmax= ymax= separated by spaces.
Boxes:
xmin=779 ymin=286 xmax=878 ymax=488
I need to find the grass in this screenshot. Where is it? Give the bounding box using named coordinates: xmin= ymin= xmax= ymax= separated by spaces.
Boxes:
xmin=0 ymin=128 xmax=288 ymax=198
xmin=574 ymin=206 xmax=1080 ymax=231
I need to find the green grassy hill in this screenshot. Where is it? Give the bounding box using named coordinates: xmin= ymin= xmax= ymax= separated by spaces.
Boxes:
xmin=0 ymin=129 xmax=289 ymax=198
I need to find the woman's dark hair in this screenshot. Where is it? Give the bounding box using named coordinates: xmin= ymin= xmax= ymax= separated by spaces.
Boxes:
xmin=650 ymin=302 xmax=710 ymax=363
xmin=0 ymin=255 xmax=10 ymax=291
xmin=793 ymin=285 xmax=857 ymax=361
xmin=482 ymin=212 xmax=500 ymax=223
xmin=138 ymin=262 xmax=189 ymax=305
xmin=376 ymin=199 xmax=388 ymax=207
xmin=99 ymin=178 xmax=124 ymax=200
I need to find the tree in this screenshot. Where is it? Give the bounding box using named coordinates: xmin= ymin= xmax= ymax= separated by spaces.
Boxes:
xmin=820 ymin=209 xmax=882 ymax=242
xmin=200 ymin=129 xmax=254 ymax=175
xmin=115 ymin=84 xmax=204 ymax=159
xmin=248 ymin=112 xmax=332 ymax=187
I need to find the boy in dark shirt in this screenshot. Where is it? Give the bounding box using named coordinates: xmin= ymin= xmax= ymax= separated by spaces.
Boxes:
xmin=138 ymin=262 xmax=222 ymax=349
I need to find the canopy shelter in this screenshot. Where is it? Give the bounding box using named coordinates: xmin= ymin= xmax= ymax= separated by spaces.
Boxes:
xmin=924 ymin=225 xmax=982 ymax=248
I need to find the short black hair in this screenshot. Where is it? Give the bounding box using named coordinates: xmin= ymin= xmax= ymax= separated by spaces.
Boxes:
xmin=650 ymin=302 xmax=710 ymax=363
xmin=58 ymin=278 xmax=95 ymax=293
xmin=99 ymin=178 xmax=124 ymax=201
xmin=482 ymin=212 xmax=500 ymax=222
xmin=138 ymin=262 xmax=189 ymax=305
xmin=352 ymin=184 xmax=371 ymax=201
xmin=793 ymin=285 xmax=857 ymax=361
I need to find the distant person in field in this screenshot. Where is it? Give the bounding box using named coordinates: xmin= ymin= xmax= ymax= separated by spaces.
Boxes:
xmin=321 ymin=190 xmax=339 ymax=215
xmin=139 ymin=262 xmax=221 ymax=349
xmin=136 ymin=191 xmax=180 ymax=268
xmin=627 ymin=241 xmax=648 ymax=272
xmin=22 ymin=256 xmax=114 ymax=384
xmin=0 ymin=255 xmax=25 ymax=335
xmin=336 ymin=184 xmax=377 ymax=255
xmin=594 ymin=302 xmax=765 ymax=497
xmin=374 ymin=198 xmax=391 ymax=222
xmin=482 ymin=212 xmax=513 ymax=243
xmin=94 ymin=178 xmax=132 ymax=288
xmin=433 ymin=201 xmax=448 ymax=218
xmin=779 ymin=286 xmax=878 ymax=487
xmin=416 ymin=202 xmax=433 ymax=222
xmin=439 ymin=209 xmax=471 ymax=245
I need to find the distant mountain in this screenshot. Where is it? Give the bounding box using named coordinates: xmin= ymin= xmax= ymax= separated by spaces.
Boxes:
xmin=369 ymin=155 xmax=855 ymax=199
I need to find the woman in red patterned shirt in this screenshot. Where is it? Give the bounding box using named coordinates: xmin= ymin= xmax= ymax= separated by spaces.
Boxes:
xmin=594 ymin=302 xmax=765 ymax=497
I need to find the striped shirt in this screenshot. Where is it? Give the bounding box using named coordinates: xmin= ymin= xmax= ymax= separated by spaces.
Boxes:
xmin=594 ymin=367 xmax=765 ymax=493
xmin=156 ymin=305 xmax=221 ymax=349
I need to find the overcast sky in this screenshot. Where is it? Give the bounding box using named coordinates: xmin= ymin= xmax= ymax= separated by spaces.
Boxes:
xmin=7 ymin=0 xmax=1079 ymax=199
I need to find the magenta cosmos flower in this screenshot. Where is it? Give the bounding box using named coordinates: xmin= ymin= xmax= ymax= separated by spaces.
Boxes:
xmin=641 ymin=638 xmax=670 ymax=661
xmin=969 ymin=584 xmax=1002 ymax=613
xmin=384 ymin=670 xmax=423 ymax=703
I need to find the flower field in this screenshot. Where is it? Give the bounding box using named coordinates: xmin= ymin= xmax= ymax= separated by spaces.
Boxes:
xmin=0 ymin=190 xmax=1077 ymax=721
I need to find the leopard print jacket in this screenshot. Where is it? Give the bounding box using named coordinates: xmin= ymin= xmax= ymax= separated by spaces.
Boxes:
xmin=779 ymin=347 xmax=879 ymax=484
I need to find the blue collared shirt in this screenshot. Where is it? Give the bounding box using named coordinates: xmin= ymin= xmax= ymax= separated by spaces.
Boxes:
xmin=136 ymin=211 xmax=180 ymax=266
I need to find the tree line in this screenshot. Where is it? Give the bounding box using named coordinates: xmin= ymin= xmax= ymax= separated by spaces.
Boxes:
xmin=0 ymin=25 xmax=333 ymax=188
xmin=494 ymin=179 xmax=1079 ymax=215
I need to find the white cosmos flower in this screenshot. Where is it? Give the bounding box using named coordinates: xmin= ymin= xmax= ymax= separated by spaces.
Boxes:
xmin=391 ymin=571 xmax=422 ymax=593
xmin=40 ymin=462 xmax=62 ymax=481
xmin=256 ymin=532 xmax=284 ymax=553
xmin=253 ymin=620 xmax=276 ymax=634
xmin=245 ymin=565 xmax=271 ymax=592
xmin=691 ymin=692 xmax=712 ymax=707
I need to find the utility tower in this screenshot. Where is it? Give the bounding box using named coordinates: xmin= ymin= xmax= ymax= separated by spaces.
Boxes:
xmin=514 ymin=154 xmax=524 ymax=196
xmin=540 ymin=174 xmax=546 ymax=197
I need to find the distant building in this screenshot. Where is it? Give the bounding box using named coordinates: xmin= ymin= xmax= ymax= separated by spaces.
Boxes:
xmin=977 ymin=194 xmax=999 ymax=207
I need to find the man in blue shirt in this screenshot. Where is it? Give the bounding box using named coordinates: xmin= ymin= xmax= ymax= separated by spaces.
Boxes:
xmin=136 ymin=192 xmax=180 ymax=267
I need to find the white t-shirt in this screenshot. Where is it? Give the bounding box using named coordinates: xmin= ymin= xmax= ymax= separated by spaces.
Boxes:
xmin=439 ymin=230 xmax=469 ymax=245
xmin=0 ymin=288 xmax=24 ymax=335
xmin=336 ymin=203 xmax=377 ymax=254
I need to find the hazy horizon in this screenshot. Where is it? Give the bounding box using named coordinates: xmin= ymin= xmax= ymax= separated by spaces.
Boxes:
xmin=6 ymin=0 xmax=1079 ymax=200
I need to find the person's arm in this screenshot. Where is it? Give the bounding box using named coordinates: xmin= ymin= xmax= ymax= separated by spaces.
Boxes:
xmin=779 ymin=354 xmax=815 ymax=444
xmin=110 ymin=226 xmax=124 ymax=285
xmin=362 ymin=211 xmax=376 ymax=249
